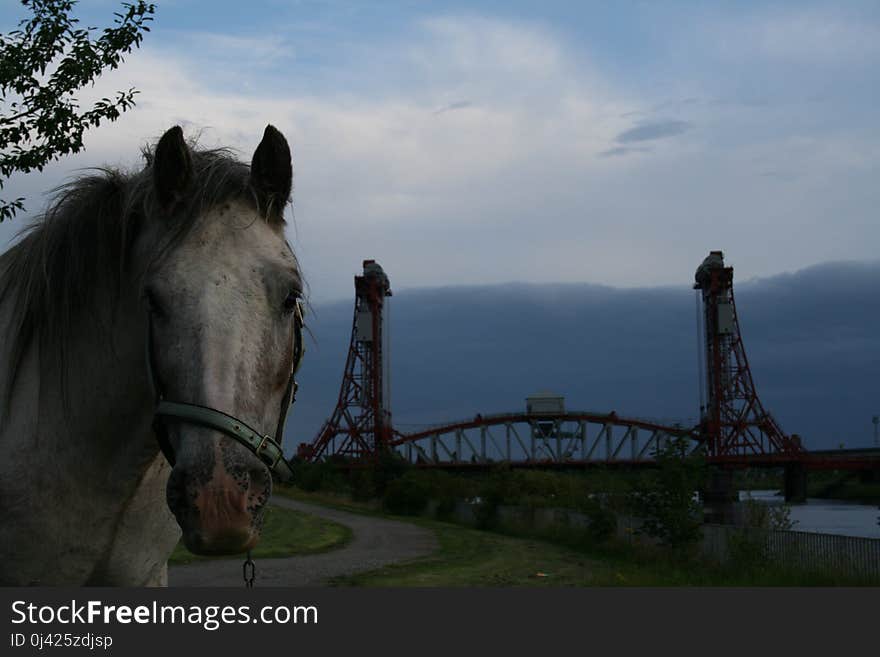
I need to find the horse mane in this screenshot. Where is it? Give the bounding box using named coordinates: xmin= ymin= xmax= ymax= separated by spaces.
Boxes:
xmin=0 ymin=141 xmax=268 ymax=416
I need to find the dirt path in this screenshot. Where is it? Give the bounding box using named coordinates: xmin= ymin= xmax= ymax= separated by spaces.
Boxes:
xmin=168 ymin=497 xmax=437 ymax=587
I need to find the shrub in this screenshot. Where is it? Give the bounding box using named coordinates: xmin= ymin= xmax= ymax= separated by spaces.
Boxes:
xmin=729 ymin=498 xmax=797 ymax=570
xmin=383 ymin=472 xmax=430 ymax=516
xmin=292 ymin=461 xmax=323 ymax=492
xmin=291 ymin=460 xmax=348 ymax=493
xmin=582 ymin=497 xmax=617 ymax=543
xmin=472 ymin=466 xmax=517 ymax=527
xmin=629 ymin=436 xmax=706 ymax=553
xmin=373 ymin=449 xmax=411 ymax=496
xmin=349 ymin=468 xmax=377 ymax=501
xmin=434 ymin=496 xmax=457 ymax=520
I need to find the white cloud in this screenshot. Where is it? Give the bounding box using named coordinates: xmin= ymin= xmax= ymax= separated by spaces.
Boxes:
xmin=2 ymin=13 xmax=878 ymax=302
xmin=417 ymin=16 xmax=565 ymax=79
xmin=711 ymin=9 xmax=880 ymax=64
xmin=176 ymin=31 xmax=295 ymax=63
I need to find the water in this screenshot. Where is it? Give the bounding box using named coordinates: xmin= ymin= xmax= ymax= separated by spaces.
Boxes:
xmin=740 ymin=490 xmax=880 ymax=539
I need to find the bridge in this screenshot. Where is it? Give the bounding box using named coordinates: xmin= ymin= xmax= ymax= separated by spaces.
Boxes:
xmin=297 ymin=254 xmax=880 ymax=501
xmin=386 ymin=416 xmax=879 ymax=471
xmin=389 ymin=410 xmax=695 ymax=467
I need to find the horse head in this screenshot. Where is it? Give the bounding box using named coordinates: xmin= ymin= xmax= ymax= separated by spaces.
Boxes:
xmin=143 ymin=125 xmax=301 ymax=555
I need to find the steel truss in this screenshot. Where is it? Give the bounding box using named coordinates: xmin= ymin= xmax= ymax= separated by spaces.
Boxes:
xmin=298 ymin=261 xmax=393 ymax=461
xmin=695 ymin=252 xmax=804 ymax=459
xmin=389 ymin=412 xmax=697 ymax=466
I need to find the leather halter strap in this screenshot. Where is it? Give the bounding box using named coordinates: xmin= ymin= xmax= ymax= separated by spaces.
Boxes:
xmin=147 ymin=303 xmax=303 ymax=483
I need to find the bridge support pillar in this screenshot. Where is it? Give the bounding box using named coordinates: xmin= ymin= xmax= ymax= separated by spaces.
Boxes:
xmin=784 ymin=463 xmax=807 ymax=503
xmin=701 ymin=469 xmax=738 ymax=524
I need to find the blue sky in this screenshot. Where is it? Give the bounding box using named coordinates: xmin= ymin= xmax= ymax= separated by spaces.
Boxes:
xmin=1 ymin=0 xmax=879 ymax=300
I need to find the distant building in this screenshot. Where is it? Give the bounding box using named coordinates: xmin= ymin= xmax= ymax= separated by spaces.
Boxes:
xmin=526 ymin=392 xmax=565 ymax=415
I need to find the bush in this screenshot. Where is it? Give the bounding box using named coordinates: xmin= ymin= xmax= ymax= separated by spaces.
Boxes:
xmin=729 ymin=498 xmax=797 ymax=570
xmin=406 ymin=470 xmax=476 ymax=519
xmin=291 ymin=460 xmax=348 ymax=493
xmin=472 ymin=466 xmax=516 ymax=527
xmin=382 ymin=472 xmax=431 ymax=516
xmin=434 ymin=496 xmax=457 ymax=520
xmin=349 ymin=468 xmax=377 ymax=501
xmin=373 ymin=450 xmax=411 ymax=496
xmin=292 ymin=461 xmax=323 ymax=492
xmin=582 ymin=497 xmax=617 ymax=543
xmin=629 ymin=436 xmax=706 ymax=552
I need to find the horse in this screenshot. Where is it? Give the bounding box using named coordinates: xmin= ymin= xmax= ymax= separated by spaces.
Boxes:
xmin=0 ymin=125 xmax=303 ymax=585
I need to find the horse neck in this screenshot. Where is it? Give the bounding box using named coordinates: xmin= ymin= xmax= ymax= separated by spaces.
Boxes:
xmin=0 ymin=263 xmax=158 ymax=484
xmin=62 ymin=279 xmax=158 ymax=474
xmin=0 ymin=266 xmax=180 ymax=584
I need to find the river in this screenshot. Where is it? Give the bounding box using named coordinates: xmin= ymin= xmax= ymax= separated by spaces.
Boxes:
xmin=740 ymin=490 xmax=880 ymax=539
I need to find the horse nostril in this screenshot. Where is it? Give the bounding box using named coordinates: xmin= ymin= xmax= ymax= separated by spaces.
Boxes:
xmin=248 ymin=465 xmax=271 ymax=507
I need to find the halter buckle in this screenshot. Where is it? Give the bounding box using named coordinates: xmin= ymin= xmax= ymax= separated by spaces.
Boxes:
xmin=256 ymin=434 xmax=282 ymax=469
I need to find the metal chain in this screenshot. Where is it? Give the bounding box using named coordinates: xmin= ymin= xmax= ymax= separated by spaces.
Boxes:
xmin=242 ymin=550 xmax=256 ymax=588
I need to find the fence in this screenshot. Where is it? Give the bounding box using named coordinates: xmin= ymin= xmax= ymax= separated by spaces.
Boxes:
xmin=700 ymin=524 xmax=880 ymax=579
xmin=450 ymin=502 xmax=880 ymax=579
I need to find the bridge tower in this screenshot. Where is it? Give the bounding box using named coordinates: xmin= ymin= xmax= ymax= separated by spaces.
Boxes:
xmin=298 ymin=260 xmax=393 ymax=461
xmin=694 ymin=251 xmax=804 ymax=461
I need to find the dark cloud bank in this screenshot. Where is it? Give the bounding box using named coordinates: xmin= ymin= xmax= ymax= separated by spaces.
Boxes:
xmin=286 ymin=261 xmax=880 ymax=452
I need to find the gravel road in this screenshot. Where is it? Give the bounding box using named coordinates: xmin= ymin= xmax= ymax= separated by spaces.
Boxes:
xmin=168 ymin=497 xmax=437 ymax=586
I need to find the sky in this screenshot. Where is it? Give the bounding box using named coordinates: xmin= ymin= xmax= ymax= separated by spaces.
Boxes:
xmin=1 ymin=0 xmax=879 ymax=301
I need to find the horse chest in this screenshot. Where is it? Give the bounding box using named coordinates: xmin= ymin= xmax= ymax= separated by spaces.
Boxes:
xmin=85 ymin=455 xmax=181 ymax=586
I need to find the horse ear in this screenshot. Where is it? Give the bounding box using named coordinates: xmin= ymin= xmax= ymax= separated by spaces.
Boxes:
xmin=153 ymin=126 xmax=192 ymax=212
xmin=250 ymin=125 xmax=292 ymax=221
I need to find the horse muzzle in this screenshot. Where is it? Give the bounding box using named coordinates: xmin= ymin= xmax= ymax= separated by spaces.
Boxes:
xmin=165 ymin=439 xmax=271 ymax=555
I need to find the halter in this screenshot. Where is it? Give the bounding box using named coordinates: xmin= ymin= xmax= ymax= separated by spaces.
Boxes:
xmin=146 ymin=302 xmax=304 ymax=483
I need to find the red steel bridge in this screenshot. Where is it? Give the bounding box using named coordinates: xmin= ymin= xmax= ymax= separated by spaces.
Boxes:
xmin=298 ymin=254 xmax=880 ymax=500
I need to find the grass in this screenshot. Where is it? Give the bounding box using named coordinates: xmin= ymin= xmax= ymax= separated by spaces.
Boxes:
xmin=276 ymin=485 xmax=879 ymax=587
xmin=168 ymin=502 xmax=352 ymax=565
xmin=332 ymin=517 xmax=876 ymax=587
xmin=274 ymin=488 xmax=618 ymax=586
xmin=274 ymin=485 xmax=382 ymax=514
xmin=332 ymin=519 xmax=612 ymax=587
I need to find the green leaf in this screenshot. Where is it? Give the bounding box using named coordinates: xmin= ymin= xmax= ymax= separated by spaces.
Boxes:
xmin=0 ymin=0 xmax=154 ymax=219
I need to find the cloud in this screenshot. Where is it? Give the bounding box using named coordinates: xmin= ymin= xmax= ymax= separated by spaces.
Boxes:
xmin=433 ymin=100 xmax=473 ymax=115
xmin=172 ymin=31 xmax=295 ymax=64
xmin=598 ymin=146 xmax=651 ymax=158
xmin=758 ymin=170 xmax=798 ymax=182
xmin=618 ymin=98 xmax=701 ymax=122
xmin=418 ymin=16 xmax=565 ymax=79
xmin=652 ymin=97 xmax=701 ymax=112
xmin=1 ymin=17 xmax=635 ymax=297
xmin=719 ymin=10 xmax=880 ymax=64
xmin=615 ymin=120 xmax=692 ymax=144
xmin=2 ymin=11 xmax=878 ymax=304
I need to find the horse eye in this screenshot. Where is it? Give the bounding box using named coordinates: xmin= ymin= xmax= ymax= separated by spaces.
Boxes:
xmin=282 ymin=291 xmax=299 ymax=315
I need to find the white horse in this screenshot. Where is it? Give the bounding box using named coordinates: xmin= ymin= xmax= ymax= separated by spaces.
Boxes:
xmin=0 ymin=125 xmax=302 ymax=585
